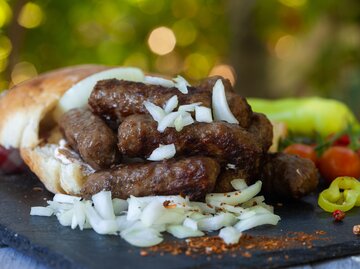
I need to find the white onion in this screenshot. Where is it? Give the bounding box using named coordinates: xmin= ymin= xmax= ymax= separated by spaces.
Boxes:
xmin=178 ymin=102 xmax=202 ymax=112
xmin=154 ymin=208 xmax=186 ymax=226
xmin=47 ymin=201 xmax=73 ymax=213
xmin=84 ymin=203 xmax=118 ymax=235
xmin=72 ymin=201 xmax=86 ymax=230
xmin=141 ymin=200 xmax=165 ymax=227
xmin=157 ymin=111 xmax=180 ymax=132
xmin=182 ymin=112 xmax=195 ymax=126
xmin=173 ymin=75 xmax=190 ymax=94
xmin=197 ymin=213 xmax=237 ymax=232
xmin=54 ymin=67 xmax=144 ymax=120
xmin=116 ymin=215 xmax=136 ymax=231
xmin=121 ymin=222 xmax=163 ymax=247
xmin=219 ymin=204 xmax=245 ymax=216
xmin=183 ymin=217 xmax=198 ymax=231
xmin=167 ymin=225 xmax=204 ymax=239
xmin=219 ymin=227 xmax=242 ymax=245
xmin=195 ymin=106 xmax=213 ymax=123
xmin=92 ymin=191 xmax=115 ymax=220
xmin=174 ymin=114 xmax=184 ymax=132
xmin=144 ymin=76 xmax=175 ymax=88
xmin=56 ymin=209 xmax=74 ymax=226
xmin=163 ymin=95 xmax=178 ymax=113
xmin=187 ymin=212 xmax=208 ymax=221
xmin=190 ymin=202 xmax=216 ymax=214
xmin=241 ymin=196 xmax=265 ymax=208
xmin=30 ymin=207 xmax=54 ymax=217
xmin=144 ymin=101 xmax=166 ymax=123
xmin=206 ymin=181 xmax=262 ymax=206
xmin=235 ymin=213 xmax=281 ymax=232
xmin=112 ymin=198 xmax=128 ymax=215
xmin=231 ymin=179 xmax=248 ymax=191
xmin=53 ymin=193 xmax=81 ymax=204
xmin=212 ymin=79 xmax=239 ymax=124
xmin=127 ymin=196 xmax=146 ymax=221
xmin=147 ymin=144 xmax=176 ymax=161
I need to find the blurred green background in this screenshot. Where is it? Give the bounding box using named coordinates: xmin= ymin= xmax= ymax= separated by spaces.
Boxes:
xmin=0 ymin=0 xmax=359 ymax=116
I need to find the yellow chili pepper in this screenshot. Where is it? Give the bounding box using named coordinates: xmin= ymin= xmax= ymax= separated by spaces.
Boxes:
xmin=318 ymin=176 xmax=360 ymax=212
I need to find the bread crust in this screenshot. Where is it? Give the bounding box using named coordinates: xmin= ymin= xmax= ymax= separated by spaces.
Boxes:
xmin=0 ymin=65 xmax=109 ymax=194
xmin=0 ymin=65 xmax=108 ymax=149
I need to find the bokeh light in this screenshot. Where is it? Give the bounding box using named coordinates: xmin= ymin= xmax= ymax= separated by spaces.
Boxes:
xmin=274 ymin=35 xmax=298 ymax=60
xmin=0 ymin=0 xmax=12 ymax=28
xmin=11 ymin=62 xmax=37 ymax=85
xmin=155 ymin=52 xmax=183 ymax=76
xmin=184 ymin=53 xmax=211 ymax=80
xmin=18 ymin=2 xmax=43 ymax=29
xmin=172 ymin=19 xmax=197 ymax=47
xmin=278 ymin=0 xmax=307 ymax=8
xmin=0 ymin=36 xmax=12 ymax=60
xmin=123 ymin=52 xmax=149 ymax=71
xmin=148 ymin=26 xmax=176 ymax=56
xmin=209 ymin=64 xmax=236 ymax=86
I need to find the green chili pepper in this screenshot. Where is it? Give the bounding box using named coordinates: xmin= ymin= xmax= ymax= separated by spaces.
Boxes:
xmin=318 ymin=177 xmax=360 ymax=212
xmin=248 ymin=97 xmax=359 ymax=137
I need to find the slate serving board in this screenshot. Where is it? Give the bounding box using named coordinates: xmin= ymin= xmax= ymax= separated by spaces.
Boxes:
xmin=1 ymin=172 xmax=360 ymax=269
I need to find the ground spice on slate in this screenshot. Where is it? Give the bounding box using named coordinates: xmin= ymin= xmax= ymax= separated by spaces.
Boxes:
xmin=143 ymin=231 xmax=328 ymax=257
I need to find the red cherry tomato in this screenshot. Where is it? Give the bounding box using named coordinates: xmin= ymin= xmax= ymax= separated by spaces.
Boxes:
xmin=332 ymin=134 xmax=351 ymax=147
xmin=318 ymin=146 xmax=360 ymax=183
xmin=283 ymin=143 xmax=317 ymax=163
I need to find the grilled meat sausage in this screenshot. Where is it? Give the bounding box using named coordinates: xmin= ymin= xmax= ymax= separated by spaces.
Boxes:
xmin=260 ymin=153 xmax=319 ymax=199
xmin=117 ymin=114 xmax=263 ymax=172
xmin=248 ymin=113 xmax=273 ymax=152
xmin=81 ymin=157 xmax=220 ymax=200
xmin=88 ymin=77 xmax=253 ymax=128
xmin=59 ymin=108 xmax=120 ymax=170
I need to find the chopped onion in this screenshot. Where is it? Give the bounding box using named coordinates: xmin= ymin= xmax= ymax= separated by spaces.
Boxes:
xmin=178 ymin=102 xmax=202 ymax=112
xmin=112 ymin=198 xmax=128 ymax=215
xmin=154 ymin=208 xmax=186 ymax=226
xmin=72 ymin=201 xmax=86 ymax=230
xmin=92 ymin=191 xmax=115 ymax=220
xmin=56 ymin=209 xmax=74 ymax=226
xmin=47 ymin=201 xmax=73 ymax=213
xmin=219 ymin=227 xmax=242 ymax=245
xmin=173 ymin=75 xmax=190 ymax=94
xmin=197 ymin=213 xmax=237 ymax=232
xmin=121 ymin=222 xmax=163 ymax=247
xmin=219 ymin=204 xmax=245 ymax=216
xmin=141 ymin=200 xmax=165 ymax=227
xmin=116 ymin=215 xmax=136 ymax=231
xmin=157 ymin=111 xmax=180 ymax=132
xmin=174 ymin=114 xmax=184 ymax=132
xmin=30 ymin=207 xmax=54 ymax=217
xmin=190 ymin=202 xmax=216 ymax=214
xmin=163 ymin=95 xmax=178 ymax=113
xmin=226 ymin=163 xmax=237 ymax=170
xmin=53 ymin=193 xmax=81 ymax=204
xmin=206 ymin=181 xmax=262 ymax=206
xmin=241 ymin=196 xmax=265 ymax=208
xmin=183 ymin=217 xmax=198 ymax=231
xmin=127 ymin=196 xmax=147 ymax=221
xmin=147 ymin=144 xmax=176 ymax=161
xmin=182 ymin=112 xmax=195 ymax=126
xmin=144 ymin=101 xmax=166 ymax=123
xmin=235 ymin=213 xmax=281 ymax=232
xmin=231 ymin=179 xmax=248 ymax=191
xmin=195 ymin=106 xmax=213 ymax=123
xmin=144 ymin=76 xmax=175 ymax=88
xmin=167 ymin=225 xmax=204 ymax=239
xmin=84 ymin=203 xmax=118 ymax=234
xmin=212 ymin=79 xmax=239 ymax=124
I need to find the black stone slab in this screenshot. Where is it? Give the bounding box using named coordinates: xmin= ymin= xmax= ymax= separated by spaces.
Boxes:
xmin=1 ymin=172 xmax=360 ymax=269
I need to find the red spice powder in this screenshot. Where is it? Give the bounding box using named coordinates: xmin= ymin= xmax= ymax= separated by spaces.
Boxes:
xmin=143 ymin=231 xmax=329 ymax=257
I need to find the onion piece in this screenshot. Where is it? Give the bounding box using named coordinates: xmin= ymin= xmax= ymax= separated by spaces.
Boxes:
xmin=206 ymin=181 xmax=262 ymax=206
xmin=116 ymin=215 xmax=137 ymax=231
xmin=183 ymin=217 xmax=198 ymax=231
xmin=147 ymin=144 xmax=176 ymax=161
xmin=174 ymin=114 xmax=184 ymax=132
xmin=197 ymin=213 xmax=237 ymax=232
xmin=121 ymin=222 xmax=163 ymax=247
xmin=182 ymin=112 xmax=195 ymax=126
xmin=235 ymin=213 xmax=281 ymax=232
xmin=92 ymin=191 xmax=115 ymax=220
xmin=72 ymin=200 xmax=86 ymax=230
xmin=84 ymin=203 xmax=118 ymax=235
xmin=144 ymin=76 xmax=175 ymax=88
xmin=219 ymin=227 xmax=242 ymax=245
xmin=195 ymin=106 xmax=213 ymax=123
xmin=190 ymin=202 xmax=216 ymax=214
xmin=141 ymin=200 xmax=165 ymax=227
xmin=157 ymin=112 xmax=180 ymax=132
xmin=231 ymin=179 xmax=248 ymax=191
xmin=164 ymin=95 xmax=179 ymax=113
xmin=53 ymin=193 xmax=81 ymax=204
xmin=144 ymin=101 xmax=166 ymax=123
xmin=167 ymin=225 xmax=204 ymax=239
xmin=112 ymin=198 xmax=128 ymax=215
xmin=178 ymin=102 xmax=202 ymax=112
xmin=173 ymin=75 xmax=190 ymax=94
xmin=241 ymin=196 xmax=265 ymax=208
xmin=212 ymin=79 xmax=239 ymax=124
xmin=127 ymin=196 xmax=147 ymax=221
xmin=54 ymin=67 xmax=144 ymax=120
xmin=30 ymin=207 xmax=54 ymax=217
xmin=56 ymin=209 xmax=74 ymax=226
xmin=154 ymin=208 xmax=186 ymax=226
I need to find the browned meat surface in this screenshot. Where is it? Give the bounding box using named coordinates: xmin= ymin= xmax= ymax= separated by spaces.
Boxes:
xmin=59 ymin=108 xmax=120 ymax=170
xmin=197 ymin=76 xmax=253 ymax=128
xmin=88 ymin=77 xmax=253 ymax=128
xmin=117 ymin=114 xmax=263 ymax=172
xmin=260 ymin=153 xmax=319 ymax=199
xmin=89 ymin=79 xmax=211 ymax=126
xmin=81 ymin=157 xmax=220 ymax=200
xmin=248 ymin=113 xmax=273 ymax=152
xmin=214 ymin=168 xmax=253 ymax=193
